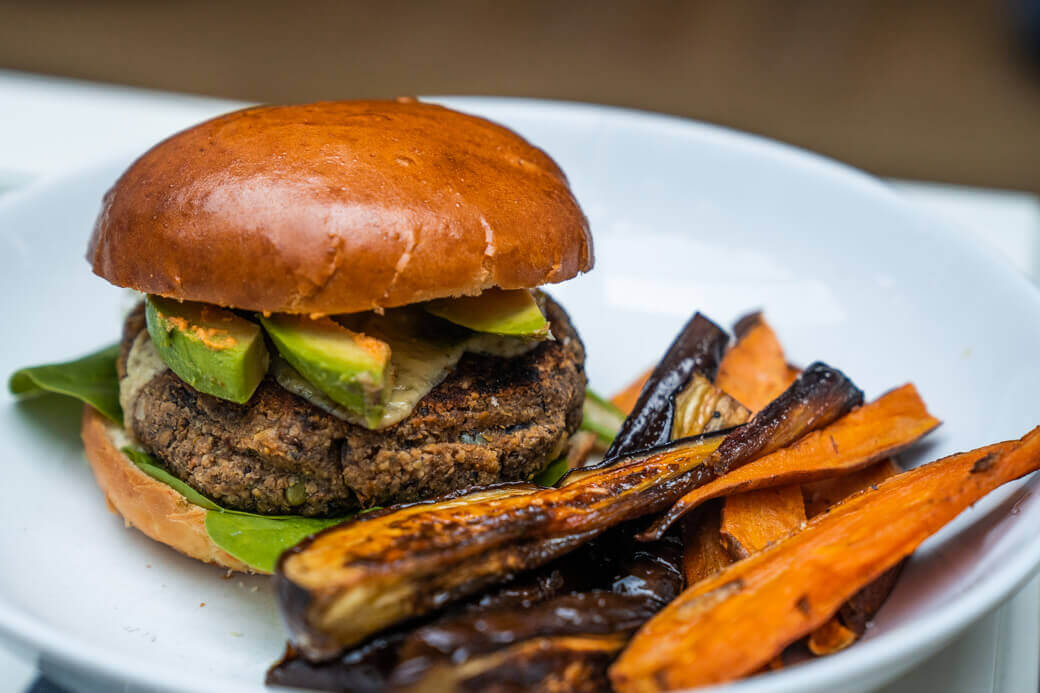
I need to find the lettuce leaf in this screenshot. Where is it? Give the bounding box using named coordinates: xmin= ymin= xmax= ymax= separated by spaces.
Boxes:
xmin=121 ymin=446 xmax=221 ymax=511
xmin=8 ymin=344 xmax=123 ymax=423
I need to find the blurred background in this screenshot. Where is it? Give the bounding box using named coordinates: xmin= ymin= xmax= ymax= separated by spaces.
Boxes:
xmin=0 ymin=0 xmax=1038 ymax=192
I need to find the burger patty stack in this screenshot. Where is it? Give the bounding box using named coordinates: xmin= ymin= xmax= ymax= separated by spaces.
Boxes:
xmin=82 ymin=99 xmax=593 ymax=568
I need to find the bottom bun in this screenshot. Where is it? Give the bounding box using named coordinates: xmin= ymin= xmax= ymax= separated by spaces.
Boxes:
xmin=81 ymin=405 xmax=257 ymax=573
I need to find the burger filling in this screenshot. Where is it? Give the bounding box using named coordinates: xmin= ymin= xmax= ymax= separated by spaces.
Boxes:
xmin=117 ymin=291 xmax=586 ymax=517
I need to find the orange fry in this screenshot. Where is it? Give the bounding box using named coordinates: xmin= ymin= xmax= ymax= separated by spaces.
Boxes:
xmin=639 ymin=383 xmax=940 ymax=541
xmin=716 ymin=313 xmax=798 ymax=412
xmin=720 ymin=486 xmax=806 ymax=559
xmin=611 ymin=429 xmax=1040 ymax=691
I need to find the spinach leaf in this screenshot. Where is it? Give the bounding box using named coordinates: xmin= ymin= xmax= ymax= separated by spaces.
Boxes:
xmin=121 ymin=446 xmax=221 ymax=511
xmin=532 ymin=455 xmax=570 ymax=487
xmin=8 ymin=344 xmax=123 ymax=423
xmin=204 ymin=512 xmax=348 ymax=574
xmin=123 ymin=444 xmax=352 ymax=572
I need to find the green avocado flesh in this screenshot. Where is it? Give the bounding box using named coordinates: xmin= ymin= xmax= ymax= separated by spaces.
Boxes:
xmin=259 ymin=314 xmax=393 ymax=427
xmin=425 ymin=288 xmax=549 ymax=337
xmin=145 ymin=296 xmax=269 ymax=404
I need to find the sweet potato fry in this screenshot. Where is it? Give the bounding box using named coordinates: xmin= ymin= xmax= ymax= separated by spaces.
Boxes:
xmin=807 ymin=618 xmax=857 ymax=656
xmin=679 ymin=503 xmax=732 ymax=585
xmin=804 ymin=457 xmax=904 ymax=654
xmin=803 ymin=457 xmax=903 ymax=518
xmin=716 ymin=312 xmax=798 ymax=412
xmin=714 ymin=313 xmax=805 ymax=564
xmin=611 ymin=430 xmax=1040 ymax=692
xmin=639 ymin=383 xmax=940 ymax=541
xmin=720 ymin=486 xmax=806 ymax=559
xmin=613 ymin=367 xmax=653 ymax=414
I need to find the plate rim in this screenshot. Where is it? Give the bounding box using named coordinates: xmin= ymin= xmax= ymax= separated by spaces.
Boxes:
xmin=2 ymin=95 xmax=1039 ymax=693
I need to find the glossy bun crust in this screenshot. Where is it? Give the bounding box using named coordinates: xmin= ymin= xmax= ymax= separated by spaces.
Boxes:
xmin=88 ymin=100 xmax=592 ymax=314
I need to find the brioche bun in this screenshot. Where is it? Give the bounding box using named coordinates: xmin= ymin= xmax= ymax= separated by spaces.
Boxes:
xmin=88 ymin=99 xmax=592 ymax=315
xmin=81 ymin=405 xmax=257 ymax=574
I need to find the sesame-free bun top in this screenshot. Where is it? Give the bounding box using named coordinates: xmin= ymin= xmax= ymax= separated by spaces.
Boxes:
xmin=88 ymin=99 xmax=593 ymax=314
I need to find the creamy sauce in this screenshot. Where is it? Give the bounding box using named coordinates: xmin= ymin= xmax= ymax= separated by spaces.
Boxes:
xmin=120 ymin=332 xmax=169 ymax=432
xmin=274 ymin=320 xmax=542 ymax=429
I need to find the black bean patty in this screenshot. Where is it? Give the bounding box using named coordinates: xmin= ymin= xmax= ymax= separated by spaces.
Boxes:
xmin=118 ymin=298 xmax=586 ymax=516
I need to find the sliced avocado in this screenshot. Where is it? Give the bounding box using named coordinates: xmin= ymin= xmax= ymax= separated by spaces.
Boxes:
xmin=425 ymin=288 xmax=549 ymax=337
xmin=145 ymin=296 xmax=269 ymax=404
xmin=259 ymin=314 xmax=393 ymax=427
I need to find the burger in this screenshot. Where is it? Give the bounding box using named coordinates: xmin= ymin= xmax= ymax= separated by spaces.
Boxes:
xmin=78 ymin=99 xmax=593 ymax=572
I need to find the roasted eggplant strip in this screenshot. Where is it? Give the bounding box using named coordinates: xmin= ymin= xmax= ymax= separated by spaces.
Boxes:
xmin=277 ymin=432 xmax=725 ymax=658
xmin=708 ymin=361 xmax=862 ymax=475
xmin=277 ymin=363 xmax=858 ymax=659
xmin=267 ymin=637 xmax=404 ymax=693
xmin=393 ymin=634 xmax=628 ymax=693
xmin=271 ymin=529 xmax=683 ymax=691
xmin=610 ymin=430 xmax=1040 ymax=692
xmin=604 ymin=313 xmax=728 ymax=458
xmin=389 ymin=533 xmax=683 ymax=689
xmin=671 ymin=373 xmax=751 ymax=439
xmin=382 ymin=342 xmax=737 ymax=690
xmin=268 ymin=547 xmax=606 ymax=691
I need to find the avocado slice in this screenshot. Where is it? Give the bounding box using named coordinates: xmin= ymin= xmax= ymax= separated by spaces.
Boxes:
xmin=259 ymin=314 xmax=393 ymax=427
xmin=145 ymin=296 xmax=269 ymax=404
xmin=425 ymin=288 xmax=549 ymax=337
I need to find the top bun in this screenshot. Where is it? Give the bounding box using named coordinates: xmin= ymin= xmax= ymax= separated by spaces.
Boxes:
xmin=88 ymin=100 xmax=592 ymax=314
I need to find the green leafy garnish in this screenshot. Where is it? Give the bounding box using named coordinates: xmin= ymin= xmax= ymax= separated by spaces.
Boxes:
xmin=532 ymin=455 xmax=570 ymax=487
xmin=8 ymin=344 xmax=123 ymax=423
xmin=581 ymin=389 xmax=626 ymax=446
xmin=204 ymin=513 xmax=347 ymax=574
xmin=121 ymin=446 xmax=220 ymax=511
xmin=121 ymin=445 xmax=353 ymax=572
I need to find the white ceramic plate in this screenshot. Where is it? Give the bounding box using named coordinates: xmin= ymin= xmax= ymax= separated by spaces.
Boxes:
xmin=1 ymin=98 xmax=1039 ymax=693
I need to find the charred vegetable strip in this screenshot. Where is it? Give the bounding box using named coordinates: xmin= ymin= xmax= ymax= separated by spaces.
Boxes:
xmin=604 ymin=313 xmax=728 ymax=458
xmin=394 ymin=634 xmax=628 ymax=693
xmin=671 ymin=373 xmax=751 ymax=439
xmin=709 ymin=361 xmax=863 ymax=476
xmin=387 ymin=532 xmax=684 ymax=690
xmin=611 ymin=430 xmax=1040 ymax=692
xmin=276 ymin=362 xmax=858 ymax=658
xmin=641 ymin=383 xmax=936 ymax=541
xmin=277 ymin=433 xmax=725 ymax=658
